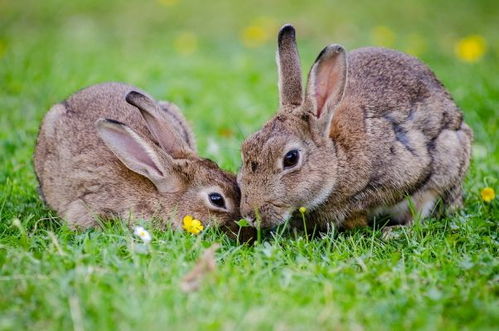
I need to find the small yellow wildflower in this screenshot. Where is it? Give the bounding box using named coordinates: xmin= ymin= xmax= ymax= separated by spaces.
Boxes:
xmin=133 ymin=226 xmax=152 ymax=244
xmin=455 ymin=35 xmax=486 ymax=63
xmin=371 ymin=26 xmax=395 ymax=48
xmin=183 ymin=215 xmax=204 ymax=235
xmin=174 ymin=32 xmax=198 ymax=55
xmin=241 ymin=17 xmax=277 ymax=48
xmin=299 ymin=206 xmax=307 ymax=214
xmin=481 ymin=187 xmax=495 ymax=203
xmin=242 ymin=25 xmax=267 ymax=48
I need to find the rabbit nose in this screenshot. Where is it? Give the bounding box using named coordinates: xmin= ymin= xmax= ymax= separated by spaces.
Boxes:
xmin=245 ymin=216 xmax=256 ymax=227
xmin=240 ymin=198 xmax=251 ymax=215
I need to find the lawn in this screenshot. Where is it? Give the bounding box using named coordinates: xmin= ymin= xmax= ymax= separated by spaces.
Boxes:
xmin=0 ymin=0 xmax=498 ymax=330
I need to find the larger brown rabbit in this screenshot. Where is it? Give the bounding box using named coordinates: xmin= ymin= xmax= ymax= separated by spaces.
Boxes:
xmin=238 ymin=25 xmax=473 ymax=230
xmin=34 ymin=82 xmax=244 ymax=234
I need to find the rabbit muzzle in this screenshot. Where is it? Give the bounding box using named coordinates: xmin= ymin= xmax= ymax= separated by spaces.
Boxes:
xmin=241 ymin=200 xmax=292 ymax=229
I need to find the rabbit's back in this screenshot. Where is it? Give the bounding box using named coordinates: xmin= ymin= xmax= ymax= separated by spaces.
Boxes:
xmin=62 ymin=82 xmax=153 ymax=139
xmin=332 ymin=47 xmax=472 ymax=221
xmin=34 ymin=83 xmax=161 ymax=225
xmin=346 ymin=47 xmax=462 ymax=133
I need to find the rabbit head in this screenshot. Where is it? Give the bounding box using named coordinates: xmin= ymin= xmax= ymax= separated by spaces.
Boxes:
xmin=96 ymin=91 xmax=243 ymax=231
xmin=238 ymin=25 xmax=348 ymax=228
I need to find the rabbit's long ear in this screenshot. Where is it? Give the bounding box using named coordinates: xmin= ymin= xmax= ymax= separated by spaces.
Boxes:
xmin=277 ymin=24 xmax=303 ymax=108
xmin=126 ymin=91 xmax=194 ymax=158
xmin=96 ymin=119 xmax=183 ymax=193
xmin=304 ymin=44 xmax=347 ymax=136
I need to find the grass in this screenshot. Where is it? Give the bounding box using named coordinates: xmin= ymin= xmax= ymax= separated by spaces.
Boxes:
xmin=0 ymin=0 xmax=498 ymax=329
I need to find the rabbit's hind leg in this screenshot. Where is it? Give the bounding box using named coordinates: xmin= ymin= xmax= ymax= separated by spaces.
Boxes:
xmin=343 ymin=211 xmax=368 ymax=230
xmin=377 ymin=189 xmax=439 ymax=226
xmin=387 ymin=125 xmax=471 ymax=224
xmin=442 ymin=183 xmax=464 ymax=214
xmin=61 ymin=199 xmax=98 ymax=229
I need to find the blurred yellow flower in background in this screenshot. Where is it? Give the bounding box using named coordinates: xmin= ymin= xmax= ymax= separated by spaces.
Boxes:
xmin=455 ymin=35 xmax=486 ymax=62
xmin=157 ymin=0 xmax=179 ymax=7
xmin=174 ymin=32 xmax=198 ymax=55
xmin=241 ymin=16 xmax=277 ymax=48
xmin=217 ymin=127 xmax=234 ymax=138
xmin=183 ymin=215 xmax=204 ymax=235
xmin=371 ymin=26 xmax=395 ymax=47
xmin=480 ymin=187 xmax=495 ymax=203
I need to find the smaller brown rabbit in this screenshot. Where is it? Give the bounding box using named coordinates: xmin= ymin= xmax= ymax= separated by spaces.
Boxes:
xmin=238 ymin=25 xmax=473 ymax=230
xmin=34 ymin=82 xmax=246 ymax=236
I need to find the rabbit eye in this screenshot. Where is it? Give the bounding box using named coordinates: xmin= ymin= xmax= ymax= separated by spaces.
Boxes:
xmin=208 ymin=192 xmax=226 ymax=209
xmin=283 ymin=149 xmax=300 ymax=169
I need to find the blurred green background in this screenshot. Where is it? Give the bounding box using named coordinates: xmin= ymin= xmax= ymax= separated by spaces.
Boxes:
xmin=0 ymin=0 xmax=498 ymax=329
xmin=1 ymin=0 xmax=498 ymax=172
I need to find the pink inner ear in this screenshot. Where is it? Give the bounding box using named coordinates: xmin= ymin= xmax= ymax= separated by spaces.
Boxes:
xmin=314 ymin=56 xmax=344 ymax=118
xmin=101 ymin=125 xmax=163 ymax=177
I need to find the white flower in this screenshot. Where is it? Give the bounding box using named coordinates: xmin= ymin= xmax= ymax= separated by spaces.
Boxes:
xmin=133 ymin=226 xmax=152 ymax=244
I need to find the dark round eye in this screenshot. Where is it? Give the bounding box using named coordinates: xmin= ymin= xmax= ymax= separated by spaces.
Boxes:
xmin=208 ymin=192 xmax=226 ymax=209
xmin=283 ymin=149 xmax=300 ymax=169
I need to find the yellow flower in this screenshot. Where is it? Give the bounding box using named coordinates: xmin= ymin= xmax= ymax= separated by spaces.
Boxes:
xmin=481 ymin=187 xmax=495 ymax=203
xmin=455 ymin=35 xmax=486 ymax=63
xmin=241 ymin=16 xmax=277 ymax=48
xmin=183 ymin=215 xmax=204 ymax=235
xmin=241 ymin=25 xmax=267 ymax=48
xmin=299 ymin=207 xmax=307 ymax=214
xmin=174 ymin=32 xmax=198 ymax=55
xmin=371 ymin=26 xmax=395 ymax=48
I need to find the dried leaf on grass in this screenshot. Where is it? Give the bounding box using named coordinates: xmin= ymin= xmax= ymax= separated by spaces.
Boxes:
xmin=180 ymin=243 xmax=220 ymax=292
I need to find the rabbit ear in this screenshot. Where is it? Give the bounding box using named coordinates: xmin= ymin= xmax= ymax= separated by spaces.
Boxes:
xmin=126 ymin=91 xmax=194 ymax=158
xmin=96 ymin=119 xmax=183 ymax=193
xmin=277 ymin=24 xmax=303 ymax=107
xmin=304 ymin=44 xmax=347 ymax=135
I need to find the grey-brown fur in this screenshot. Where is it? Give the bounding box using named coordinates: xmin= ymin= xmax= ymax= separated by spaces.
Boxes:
xmin=238 ymin=25 xmax=472 ymax=229
xmin=34 ymin=82 xmax=243 ymax=233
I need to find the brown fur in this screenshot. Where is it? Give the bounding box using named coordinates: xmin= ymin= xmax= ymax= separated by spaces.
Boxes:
xmin=34 ymin=82 xmax=247 ymax=236
xmin=238 ymin=25 xmax=472 ymax=229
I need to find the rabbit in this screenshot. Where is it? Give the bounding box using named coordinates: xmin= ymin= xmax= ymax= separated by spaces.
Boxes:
xmin=238 ymin=25 xmax=473 ymax=230
xmin=34 ymin=82 xmax=248 ymax=237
